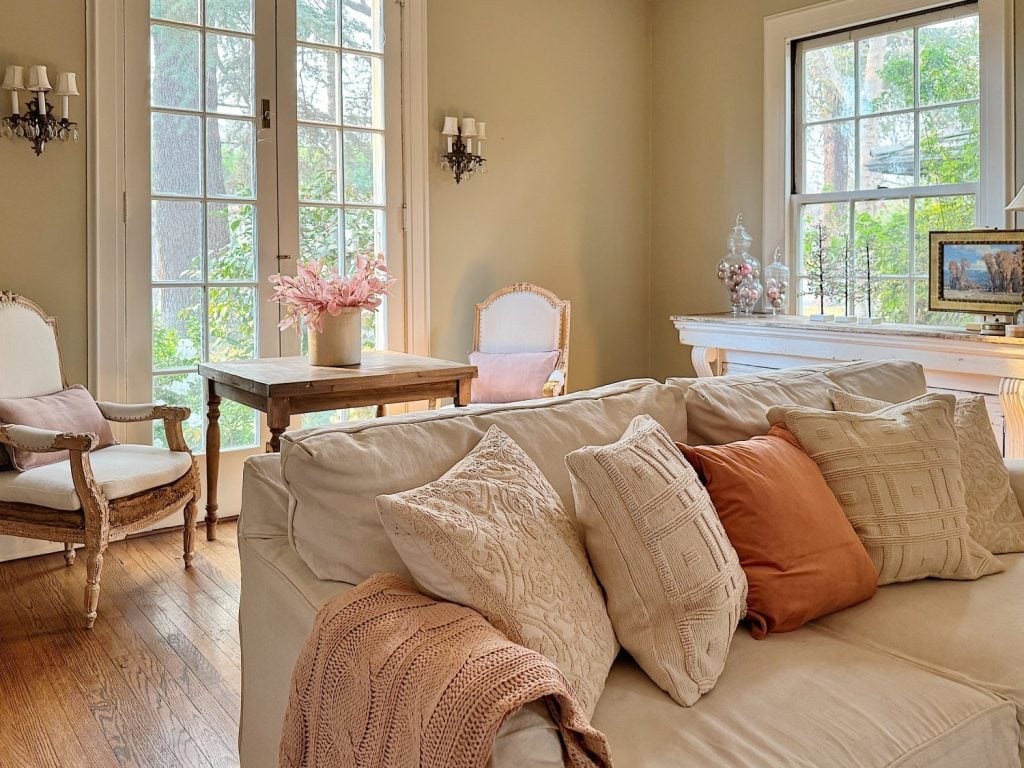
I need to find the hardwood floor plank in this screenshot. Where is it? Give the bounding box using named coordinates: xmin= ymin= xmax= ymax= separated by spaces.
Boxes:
xmin=0 ymin=522 xmax=245 ymax=768
xmin=61 ymin=562 xmax=238 ymax=768
xmin=0 ymin=559 xmax=122 ymax=768
xmin=16 ymin=557 xmax=189 ymax=768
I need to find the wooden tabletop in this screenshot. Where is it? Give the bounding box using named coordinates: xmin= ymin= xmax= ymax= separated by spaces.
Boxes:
xmin=198 ymin=351 xmax=477 ymax=398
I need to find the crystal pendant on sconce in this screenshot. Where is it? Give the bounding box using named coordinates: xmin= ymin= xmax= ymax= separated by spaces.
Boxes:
xmin=715 ymin=214 xmax=762 ymax=316
xmin=764 ymin=246 xmax=790 ymax=316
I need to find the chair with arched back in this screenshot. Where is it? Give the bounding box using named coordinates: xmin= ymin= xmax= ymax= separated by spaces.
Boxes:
xmin=468 ymin=283 xmax=570 ymax=403
xmin=0 ymin=293 xmax=200 ymax=627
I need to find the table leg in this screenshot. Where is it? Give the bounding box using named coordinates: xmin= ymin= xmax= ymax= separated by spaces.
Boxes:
xmin=455 ymin=376 xmax=473 ymax=407
xmin=204 ymin=384 xmax=221 ymax=542
xmin=267 ymin=399 xmax=290 ymax=453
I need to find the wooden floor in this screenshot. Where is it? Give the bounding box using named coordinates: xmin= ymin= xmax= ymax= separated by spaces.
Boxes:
xmin=0 ymin=522 xmax=243 ymax=768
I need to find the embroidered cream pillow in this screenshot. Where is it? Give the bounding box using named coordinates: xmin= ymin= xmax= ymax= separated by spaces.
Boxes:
xmin=376 ymin=426 xmax=617 ymax=717
xmin=831 ymin=389 xmax=1024 ymax=554
xmin=768 ymin=395 xmax=1003 ymax=585
xmin=565 ymin=415 xmax=747 ymax=707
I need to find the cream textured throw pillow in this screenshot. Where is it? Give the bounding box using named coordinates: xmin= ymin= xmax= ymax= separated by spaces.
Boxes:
xmin=831 ymin=389 xmax=1024 ymax=554
xmin=768 ymin=395 xmax=1004 ymax=585
xmin=565 ymin=415 xmax=747 ymax=707
xmin=376 ymin=426 xmax=618 ymax=717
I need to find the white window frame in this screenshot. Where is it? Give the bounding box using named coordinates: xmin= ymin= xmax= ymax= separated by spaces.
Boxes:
xmin=87 ymin=0 xmax=431 ymax=407
xmin=763 ymin=0 xmax=1014 ymax=316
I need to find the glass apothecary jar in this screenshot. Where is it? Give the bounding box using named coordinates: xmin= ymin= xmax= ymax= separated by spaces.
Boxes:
xmin=764 ymin=247 xmax=790 ymax=315
xmin=716 ymin=215 xmax=761 ymax=316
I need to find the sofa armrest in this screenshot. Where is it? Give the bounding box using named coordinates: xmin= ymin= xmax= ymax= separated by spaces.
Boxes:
xmin=1005 ymin=460 xmax=1024 ymax=508
xmin=0 ymin=423 xmax=98 ymax=453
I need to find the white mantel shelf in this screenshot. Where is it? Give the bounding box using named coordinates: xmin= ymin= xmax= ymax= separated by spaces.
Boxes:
xmin=671 ymin=313 xmax=1024 ymax=458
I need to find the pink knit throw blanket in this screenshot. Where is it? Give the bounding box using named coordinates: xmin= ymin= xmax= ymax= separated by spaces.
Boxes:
xmin=280 ymin=573 xmax=613 ymax=768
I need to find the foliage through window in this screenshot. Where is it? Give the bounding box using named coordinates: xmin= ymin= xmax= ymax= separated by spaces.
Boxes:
xmin=794 ymin=6 xmax=980 ymax=325
xmin=147 ymin=0 xmax=389 ymax=448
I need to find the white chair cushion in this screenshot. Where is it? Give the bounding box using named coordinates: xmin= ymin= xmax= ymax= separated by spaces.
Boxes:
xmin=0 ymin=444 xmax=193 ymax=511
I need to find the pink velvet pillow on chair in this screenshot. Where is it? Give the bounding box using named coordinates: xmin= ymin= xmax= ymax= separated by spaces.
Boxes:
xmin=0 ymin=385 xmax=116 ymax=471
xmin=468 ymin=350 xmax=560 ymax=404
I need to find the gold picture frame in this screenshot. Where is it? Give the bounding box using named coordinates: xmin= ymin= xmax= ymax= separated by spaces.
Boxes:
xmin=930 ymin=230 xmax=1024 ymax=315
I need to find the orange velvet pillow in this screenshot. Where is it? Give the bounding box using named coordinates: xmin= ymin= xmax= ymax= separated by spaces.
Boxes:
xmin=678 ymin=425 xmax=876 ymax=639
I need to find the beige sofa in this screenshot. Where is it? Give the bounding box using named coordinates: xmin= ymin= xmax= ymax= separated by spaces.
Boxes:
xmin=237 ymin=360 xmax=1024 ymax=767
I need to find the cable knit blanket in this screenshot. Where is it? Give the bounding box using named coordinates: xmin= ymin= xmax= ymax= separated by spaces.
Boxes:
xmin=280 ymin=573 xmax=613 ymax=768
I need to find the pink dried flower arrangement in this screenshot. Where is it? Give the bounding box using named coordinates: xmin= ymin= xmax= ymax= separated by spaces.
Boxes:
xmin=269 ymin=254 xmax=396 ymax=332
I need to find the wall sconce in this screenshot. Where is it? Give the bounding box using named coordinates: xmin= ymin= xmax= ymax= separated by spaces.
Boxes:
xmin=441 ymin=115 xmax=487 ymax=184
xmin=2 ymin=65 xmax=79 ymax=156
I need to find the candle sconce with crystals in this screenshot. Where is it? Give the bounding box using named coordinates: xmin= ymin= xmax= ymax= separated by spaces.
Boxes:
xmin=2 ymin=65 xmax=79 ymax=156
xmin=441 ymin=115 xmax=486 ymax=184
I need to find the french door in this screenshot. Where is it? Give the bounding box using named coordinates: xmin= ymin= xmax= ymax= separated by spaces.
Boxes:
xmin=124 ymin=0 xmax=404 ymax=455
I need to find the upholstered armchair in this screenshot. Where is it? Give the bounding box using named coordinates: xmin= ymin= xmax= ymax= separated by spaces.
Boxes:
xmin=0 ymin=293 xmax=200 ymax=628
xmin=472 ymin=283 xmax=571 ymax=400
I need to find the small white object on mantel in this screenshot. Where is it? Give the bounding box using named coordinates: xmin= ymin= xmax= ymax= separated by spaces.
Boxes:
xmin=809 ymin=314 xmax=834 ymax=322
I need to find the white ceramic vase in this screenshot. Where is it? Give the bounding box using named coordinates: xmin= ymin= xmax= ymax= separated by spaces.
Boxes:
xmin=309 ymin=307 xmax=362 ymax=366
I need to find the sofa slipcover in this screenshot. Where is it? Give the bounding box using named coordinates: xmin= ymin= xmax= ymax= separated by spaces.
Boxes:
xmin=812 ymin=553 xmax=1024 ymax=760
xmin=281 ymin=379 xmax=687 ymax=584
xmin=239 ymin=454 xmax=1021 ymax=768
xmin=667 ymin=359 xmax=927 ymax=446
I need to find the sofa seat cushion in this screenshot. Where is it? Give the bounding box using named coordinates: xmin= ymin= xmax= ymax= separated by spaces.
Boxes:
xmin=0 ymin=444 xmax=193 ymax=511
xmin=811 ymin=553 xmax=1024 ymax=758
xmin=282 ymin=378 xmax=687 ymax=584
xmin=667 ymin=359 xmax=927 ymax=446
xmin=591 ymin=630 xmax=1020 ymax=768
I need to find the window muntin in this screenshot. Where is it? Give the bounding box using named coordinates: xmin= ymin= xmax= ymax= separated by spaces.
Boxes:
xmin=793 ymin=6 xmax=980 ymax=324
xmin=149 ymin=0 xmax=261 ymax=450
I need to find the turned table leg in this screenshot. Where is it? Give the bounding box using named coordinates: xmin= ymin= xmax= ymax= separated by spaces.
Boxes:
xmin=204 ymin=383 xmax=221 ymax=541
xmin=267 ymin=399 xmax=290 ymax=453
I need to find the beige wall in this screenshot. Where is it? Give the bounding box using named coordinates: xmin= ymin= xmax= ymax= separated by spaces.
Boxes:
xmin=427 ymin=0 xmax=652 ymax=392
xmin=0 ymin=1 xmax=88 ymax=385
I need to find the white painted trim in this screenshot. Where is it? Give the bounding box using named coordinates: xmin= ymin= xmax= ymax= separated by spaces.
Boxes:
xmin=87 ymin=0 xmax=128 ymax=410
xmin=400 ymin=0 xmax=431 ymax=356
xmin=763 ymin=0 xmax=1014 ymax=311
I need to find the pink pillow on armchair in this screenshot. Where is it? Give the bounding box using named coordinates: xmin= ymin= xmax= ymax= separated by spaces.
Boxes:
xmin=0 ymin=385 xmax=117 ymax=471
xmin=469 ymin=351 xmax=560 ymax=404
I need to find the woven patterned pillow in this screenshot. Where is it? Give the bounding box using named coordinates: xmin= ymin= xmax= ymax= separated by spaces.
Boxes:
xmin=768 ymin=394 xmax=1003 ymax=585
xmin=832 ymin=389 xmax=1024 ymax=555
xmin=565 ymin=415 xmax=747 ymax=706
xmin=376 ymin=426 xmax=617 ymax=717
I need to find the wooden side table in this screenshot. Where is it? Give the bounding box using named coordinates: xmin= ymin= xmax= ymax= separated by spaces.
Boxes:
xmin=197 ymin=351 xmax=477 ymax=540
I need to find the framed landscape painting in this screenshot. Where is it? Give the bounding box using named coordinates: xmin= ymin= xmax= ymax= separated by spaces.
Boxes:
xmin=930 ymin=230 xmax=1024 ymax=315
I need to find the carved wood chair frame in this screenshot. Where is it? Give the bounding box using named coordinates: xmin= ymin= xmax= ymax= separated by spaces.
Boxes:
xmin=473 ymin=283 xmax=571 ymax=397
xmin=0 ymin=293 xmax=201 ymax=628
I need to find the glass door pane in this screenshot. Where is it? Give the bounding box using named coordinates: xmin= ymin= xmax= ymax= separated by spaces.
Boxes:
xmin=285 ymin=0 xmax=394 ymax=427
xmin=146 ymin=0 xmax=274 ymax=451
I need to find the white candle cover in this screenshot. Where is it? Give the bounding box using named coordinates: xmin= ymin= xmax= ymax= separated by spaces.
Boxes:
xmin=465 ymin=137 xmax=472 ymax=154
xmin=9 ymin=91 xmax=17 ymax=116
xmin=37 ymin=90 xmax=46 ymax=115
xmin=61 ymin=95 xmax=69 ymax=120
xmin=447 ymin=136 xmax=453 ymax=153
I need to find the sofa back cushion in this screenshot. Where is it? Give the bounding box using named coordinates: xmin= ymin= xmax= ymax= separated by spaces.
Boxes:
xmin=282 ymin=379 xmax=686 ymax=584
xmin=667 ymin=359 xmax=926 ymax=446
